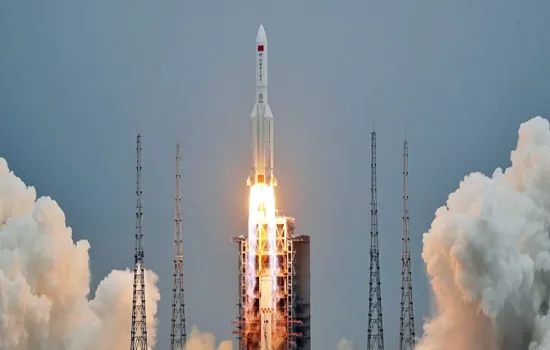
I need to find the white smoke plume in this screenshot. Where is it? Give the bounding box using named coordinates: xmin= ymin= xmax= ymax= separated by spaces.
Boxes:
xmin=183 ymin=325 xmax=233 ymax=350
xmin=181 ymin=326 xmax=351 ymax=350
xmin=416 ymin=116 xmax=550 ymax=350
xmin=0 ymin=157 xmax=160 ymax=350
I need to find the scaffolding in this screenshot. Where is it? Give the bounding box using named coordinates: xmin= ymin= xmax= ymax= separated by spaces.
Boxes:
xmin=232 ymin=215 xmax=310 ymax=349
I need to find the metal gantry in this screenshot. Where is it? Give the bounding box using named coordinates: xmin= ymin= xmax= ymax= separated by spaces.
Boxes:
xmin=232 ymin=216 xmax=308 ymax=349
xmin=131 ymin=133 xmax=148 ymax=350
xmin=367 ymin=130 xmax=385 ymax=350
xmin=171 ymin=144 xmax=187 ymax=349
xmin=399 ymin=140 xmax=416 ymax=350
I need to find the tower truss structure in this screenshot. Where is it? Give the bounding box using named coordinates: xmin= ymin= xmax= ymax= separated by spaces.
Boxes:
xmin=399 ymin=139 xmax=415 ymax=350
xmin=171 ymin=143 xmax=187 ymax=349
xmin=131 ymin=133 xmax=148 ymax=350
xmin=367 ymin=130 xmax=385 ymax=350
xmin=232 ymin=213 xmax=310 ymax=349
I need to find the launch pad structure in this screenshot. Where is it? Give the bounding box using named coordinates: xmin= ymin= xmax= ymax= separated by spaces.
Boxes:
xmin=232 ymin=212 xmax=311 ymax=350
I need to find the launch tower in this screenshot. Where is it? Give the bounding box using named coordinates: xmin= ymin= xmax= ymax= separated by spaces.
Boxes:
xmin=130 ymin=133 xmax=148 ymax=350
xmin=171 ymin=144 xmax=187 ymax=349
xmin=399 ymin=139 xmax=415 ymax=350
xmin=232 ymin=217 xmax=310 ymax=349
xmin=367 ymin=130 xmax=385 ymax=350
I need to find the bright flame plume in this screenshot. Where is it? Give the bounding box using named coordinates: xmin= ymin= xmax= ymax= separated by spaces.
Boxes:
xmin=247 ymin=184 xmax=278 ymax=312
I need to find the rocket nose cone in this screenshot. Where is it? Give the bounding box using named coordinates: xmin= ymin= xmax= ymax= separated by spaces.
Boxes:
xmin=256 ymin=25 xmax=267 ymax=44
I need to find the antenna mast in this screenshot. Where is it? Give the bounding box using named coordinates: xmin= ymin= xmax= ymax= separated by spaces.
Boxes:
xmin=131 ymin=133 xmax=148 ymax=350
xmin=171 ymin=143 xmax=187 ymax=349
xmin=367 ymin=130 xmax=385 ymax=350
xmin=399 ymin=139 xmax=416 ymax=350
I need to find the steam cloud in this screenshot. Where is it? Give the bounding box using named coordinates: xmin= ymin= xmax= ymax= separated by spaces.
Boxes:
xmin=416 ymin=116 xmax=550 ymax=350
xmin=181 ymin=327 xmax=352 ymax=350
xmin=0 ymin=157 xmax=160 ymax=349
xmin=183 ymin=326 xmax=233 ymax=350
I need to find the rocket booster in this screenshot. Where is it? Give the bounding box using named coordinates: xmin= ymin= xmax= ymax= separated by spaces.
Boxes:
xmin=248 ymin=25 xmax=277 ymax=187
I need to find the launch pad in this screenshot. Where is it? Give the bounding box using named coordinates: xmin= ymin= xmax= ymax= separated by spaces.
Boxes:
xmin=232 ymin=213 xmax=310 ymax=349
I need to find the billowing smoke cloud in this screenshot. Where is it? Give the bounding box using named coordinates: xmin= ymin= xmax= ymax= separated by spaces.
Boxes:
xmin=181 ymin=326 xmax=352 ymax=350
xmin=183 ymin=325 xmax=233 ymax=350
xmin=416 ymin=116 xmax=550 ymax=350
xmin=0 ymin=157 xmax=160 ymax=349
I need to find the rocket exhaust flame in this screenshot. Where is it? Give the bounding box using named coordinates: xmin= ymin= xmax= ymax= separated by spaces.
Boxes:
xmin=247 ymin=184 xmax=278 ymax=307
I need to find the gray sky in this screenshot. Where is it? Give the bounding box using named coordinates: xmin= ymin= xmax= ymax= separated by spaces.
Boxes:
xmin=1 ymin=1 xmax=550 ymax=349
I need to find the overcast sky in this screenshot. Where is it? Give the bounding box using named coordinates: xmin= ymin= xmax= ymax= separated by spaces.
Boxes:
xmin=1 ymin=1 xmax=550 ymax=349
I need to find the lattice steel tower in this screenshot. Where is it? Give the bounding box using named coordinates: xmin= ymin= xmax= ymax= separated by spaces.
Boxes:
xmin=171 ymin=143 xmax=187 ymax=349
xmin=131 ymin=133 xmax=148 ymax=350
xmin=399 ymin=139 xmax=415 ymax=350
xmin=367 ymin=130 xmax=385 ymax=350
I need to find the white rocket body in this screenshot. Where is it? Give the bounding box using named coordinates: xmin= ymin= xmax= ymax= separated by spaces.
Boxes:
xmin=248 ymin=25 xmax=277 ymax=187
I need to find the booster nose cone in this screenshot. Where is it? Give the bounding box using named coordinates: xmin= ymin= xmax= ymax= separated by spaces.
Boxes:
xmin=256 ymin=25 xmax=267 ymax=44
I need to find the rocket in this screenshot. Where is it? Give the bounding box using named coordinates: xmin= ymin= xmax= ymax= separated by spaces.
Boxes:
xmin=247 ymin=25 xmax=277 ymax=187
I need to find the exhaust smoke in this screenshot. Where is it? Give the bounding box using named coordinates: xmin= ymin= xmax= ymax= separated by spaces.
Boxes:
xmin=0 ymin=157 xmax=160 ymax=350
xmin=417 ymin=116 xmax=550 ymax=350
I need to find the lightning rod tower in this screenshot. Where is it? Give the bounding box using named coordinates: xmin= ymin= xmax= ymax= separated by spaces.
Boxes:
xmin=399 ymin=139 xmax=416 ymax=350
xmin=131 ymin=133 xmax=148 ymax=350
xmin=367 ymin=129 xmax=385 ymax=350
xmin=171 ymin=143 xmax=187 ymax=349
